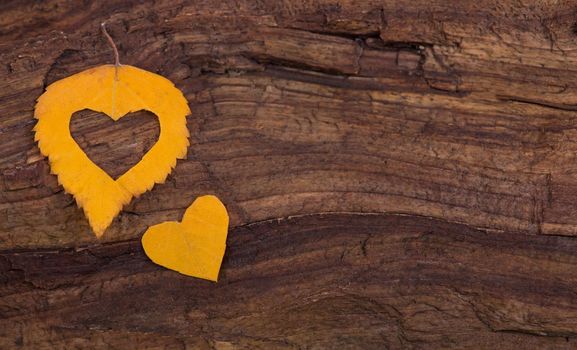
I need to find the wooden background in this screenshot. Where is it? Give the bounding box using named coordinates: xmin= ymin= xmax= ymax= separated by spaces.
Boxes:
xmin=3 ymin=0 xmax=577 ymax=348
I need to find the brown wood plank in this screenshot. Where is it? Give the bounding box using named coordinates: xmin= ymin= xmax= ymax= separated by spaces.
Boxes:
xmin=3 ymin=0 xmax=577 ymax=348
xmin=3 ymin=214 xmax=577 ymax=349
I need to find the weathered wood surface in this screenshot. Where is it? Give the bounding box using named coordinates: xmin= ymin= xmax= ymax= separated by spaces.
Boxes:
xmin=3 ymin=0 xmax=577 ymax=348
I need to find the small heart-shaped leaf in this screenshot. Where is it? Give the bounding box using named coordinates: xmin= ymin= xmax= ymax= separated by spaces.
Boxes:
xmin=141 ymin=195 xmax=229 ymax=282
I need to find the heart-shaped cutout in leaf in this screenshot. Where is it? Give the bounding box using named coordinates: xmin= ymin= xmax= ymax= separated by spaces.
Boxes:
xmin=70 ymin=109 xmax=160 ymax=179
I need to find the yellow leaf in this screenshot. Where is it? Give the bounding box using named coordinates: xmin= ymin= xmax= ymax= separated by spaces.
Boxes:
xmin=34 ymin=65 xmax=190 ymax=237
xmin=141 ymin=195 xmax=229 ymax=281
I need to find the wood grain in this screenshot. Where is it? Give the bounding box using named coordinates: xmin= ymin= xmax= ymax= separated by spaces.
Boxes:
xmin=2 ymin=0 xmax=577 ymax=348
xmin=4 ymin=214 xmax=577 ymax=349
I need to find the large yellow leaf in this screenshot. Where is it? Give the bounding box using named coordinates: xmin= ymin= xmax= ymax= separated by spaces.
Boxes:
xmin=141 ymin=195 xmax=229 ymax=281
xmin=34 ymin=65 xmax=190 ymax=237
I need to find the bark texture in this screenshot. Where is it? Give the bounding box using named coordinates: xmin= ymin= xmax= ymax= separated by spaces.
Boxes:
xmin=2 ymin=0 xmax=577 ymax=348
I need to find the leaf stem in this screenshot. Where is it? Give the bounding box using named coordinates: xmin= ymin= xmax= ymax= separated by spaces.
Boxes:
xmin=101 ymin=22 xmax=121 ymax=69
